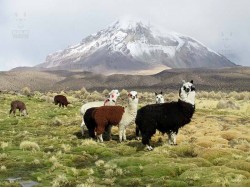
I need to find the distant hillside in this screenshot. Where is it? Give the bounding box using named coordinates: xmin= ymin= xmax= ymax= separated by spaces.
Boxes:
xmin=1 ymin=67 xmax=249 ymax=92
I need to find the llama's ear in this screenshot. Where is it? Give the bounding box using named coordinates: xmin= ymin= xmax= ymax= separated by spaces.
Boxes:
xmin=182 ymin=80 xmax=186 ymax=84
xmin=160 ymin=91 xmax=163 ymax=95
xmin=190 ymin=80 xmax=193 ymax=84
xmin=155 ymin=92 xmax=158 ymax=96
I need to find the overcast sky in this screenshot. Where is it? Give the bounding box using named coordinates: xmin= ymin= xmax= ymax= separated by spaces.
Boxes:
xmin=0 ymin=0 xmax=249 ymax=71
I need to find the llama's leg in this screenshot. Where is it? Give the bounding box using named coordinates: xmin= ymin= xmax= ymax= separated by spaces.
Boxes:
xmin=88 ymin=128 xmax=96 ymax=139
xmin=95 ymin=123 xmax=106 ymax=143
xmin=167 ymin=133 xmax=173 ymax=145
xmin=59 ymin=103 xmax=61 ymax=108
xmin=123 ymin=128 xmax=127 ymax=142
xmin=135 ymin=125 xmax=140 ymax=140
xmin=96 ymin=134 xmax=103 ymax=142
xmin=142 ymin=135 xmax=153 ymax=151
xmin=80 ymin=119 xmax=85 ymax=136
xmin=171 ymin=132 xmax=177 ymax=145
xmin=168 ymin=132 xmax=177 ymax=145
xmin=13 ymin=109 xmax=16 ymax=117
xmin=118 ymin=125 xmax=125 ymax=142
xmin=105 ymin=125 xmax=112 ymax=141
xmin=9 ymin=109 xmax=13 ymax=117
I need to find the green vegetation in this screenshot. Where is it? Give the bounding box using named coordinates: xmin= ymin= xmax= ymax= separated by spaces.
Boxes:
xmin=0 ymin=91 xmax=249 ymax=186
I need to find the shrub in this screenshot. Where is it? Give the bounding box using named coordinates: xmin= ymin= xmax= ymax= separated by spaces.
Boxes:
xmin=86 ymin=92 xmax=103 ymax=101
xmin=20 ymin=141 xmax=40 ymax=151
xmin=34 ymin=91 xmax=42 ymax=96
xmin=120 ymin=89 xmax=128 ymax=97
xmin=32 ymin=159 xmax=40 ymax=165
xmin=246 ymin=105 xmax=250 ymax=115
xmin=0 ymin=165 xmax=7 ymax=172
xmin=228 ymin=91 xmax=238 ymax=99
xmin=167 ymin=92 xmax=176 ymax=98
xmin=105 ymin=169 xmax=114 ymax=177
xmin=61 ymin=144 xmax=71 ymax=153
xmin=208 ymin=91 xmax=216 ymax=99
xmin=51 ymin=117 xmax=63 ymax=126
xmin=216 ymin=100 xmax=240 ymax=110
xmin=95 ymin=160 xmax=105 ymax=167
xmin=102 ymin=89 xmax=109 ymax=96
xmin=1 ymin=142 xmax=9 ymax=150
xmin=0 ymin=153 xmax=8 ymax=160
xmin=199 ymin=91 xmax=209 ymax=98
xmin=21 ymin=87 xmax=31 ymax=96
xmin=221 ymin=131 xmax=240 ymax=141
xmin=52 ymin=174 xmax=69 ymax=187
xmin=80 ymin=87 xmax=88 ymax=95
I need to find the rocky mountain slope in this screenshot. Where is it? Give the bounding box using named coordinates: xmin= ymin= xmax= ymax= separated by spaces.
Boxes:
xmin=36 ymin=19 xmax=236 ymax=74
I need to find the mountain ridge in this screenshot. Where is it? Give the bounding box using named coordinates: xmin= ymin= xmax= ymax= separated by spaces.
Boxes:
xmin=36 ymin=19 xmax=236 ymax=74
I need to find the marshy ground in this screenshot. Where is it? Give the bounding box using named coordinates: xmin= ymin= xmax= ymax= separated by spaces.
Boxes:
xmin=0 ymin=89 xmax=249 ymax=186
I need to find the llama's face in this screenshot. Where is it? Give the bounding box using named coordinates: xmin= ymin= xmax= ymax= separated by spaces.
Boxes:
xmin=179 ymin=80 xmax=196 ymax=105
xmin=109 ymin=89 xmax=120 ymax=101
xmin=155 ymin=92 xmax=164 ymax=104
xmin=22 ymin=109 xmax=28 ymax=116
xmin=128 ymin=91 xmax=139 ymax=104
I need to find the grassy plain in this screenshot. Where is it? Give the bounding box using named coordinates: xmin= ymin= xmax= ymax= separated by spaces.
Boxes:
xmin=0 ymin=90 xmax=249 ymax=186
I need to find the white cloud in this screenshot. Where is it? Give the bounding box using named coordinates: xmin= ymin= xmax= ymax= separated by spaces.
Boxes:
xmin=0 ymin=0 xmax=250 ymax=70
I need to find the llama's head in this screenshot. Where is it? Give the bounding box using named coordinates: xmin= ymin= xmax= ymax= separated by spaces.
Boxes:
xmin=179 ymin=80 xmax=196 ymax=105
xmin=22 ymin=109 xmax=28 ymax=116
xmin=155 ymin=91 xmax=164 ymax=104
xmin=128 ymin=91 xmax=139 ymax=105
xmin=109 ymin=89 xmax=120 ymax=101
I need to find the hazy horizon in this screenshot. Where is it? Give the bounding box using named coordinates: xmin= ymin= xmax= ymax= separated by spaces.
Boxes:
xmin=0 ymin=0 xmax=250 ymax=71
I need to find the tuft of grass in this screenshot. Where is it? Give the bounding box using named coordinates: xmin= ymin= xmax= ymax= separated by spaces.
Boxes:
xmin=221 ymin=130 xmax=240 ymax=141
xmin=95 ymin=159 xmax=105 ymax=167
xmin=105 ymin=169 xmax=114 ymax=177
xmin=170 ymin=144 xmax=197 ymax=157
xmin=216 ymin=100 xmax=240 ymax=110
xmin=61 ymin=144 xmax=71 ymax=153
xmin=51 ymin=117 xmax=63 ymax=126
xmin=1 ymin=141 xmax=9 ymax=150
xmin=52 ymin=174 xmax=69 ymax=187
xmin=0 ymin=165 xmax=7 ymax=172
xmin=20 ymin=141 xmax=40 ymax=151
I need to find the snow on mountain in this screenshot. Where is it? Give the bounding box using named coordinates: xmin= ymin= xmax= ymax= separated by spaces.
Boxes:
xmin=37 ymin=19 xmax=236 ymax=74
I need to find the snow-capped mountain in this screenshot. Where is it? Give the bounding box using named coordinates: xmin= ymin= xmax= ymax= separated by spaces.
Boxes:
xmin=37 ymin=19 xmax=236 ymax=74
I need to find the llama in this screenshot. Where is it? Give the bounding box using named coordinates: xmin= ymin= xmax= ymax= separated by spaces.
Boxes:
xmin=155 ymin=91 xmax=165 ymax=104
xmin=135 ymin=80 xmax=196 ymax=151
xmin=86 ymin=91 xmax=138 ymax=142
xmin=135 ymin=91 xmax=165 ymax=139
xmin=80 ymin=90 xmax=120 ymax=136
xmin=9 ymin=100 xmax=28 ymax=117
xmin=54 ymin=95 xmax=70 ymax=107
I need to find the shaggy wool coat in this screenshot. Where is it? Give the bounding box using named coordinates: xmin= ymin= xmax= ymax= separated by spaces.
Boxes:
xmin=135 ymin=99 xmax=195 ymax=145
xmin=54 ymin=95 xmax=70 ymax=107
xmin=93 ymin=106 xmax=125 ymax=135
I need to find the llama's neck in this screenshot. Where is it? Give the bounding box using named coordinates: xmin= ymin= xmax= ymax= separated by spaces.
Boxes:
xmin=127 ymin=101 xmax=138 ymax=114
xmin=179 ymin=91 xmax=195 ymax=106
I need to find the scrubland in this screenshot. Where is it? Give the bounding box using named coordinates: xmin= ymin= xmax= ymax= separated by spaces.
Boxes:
xmin=0 ymin=89 xmax=249 ymax=186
